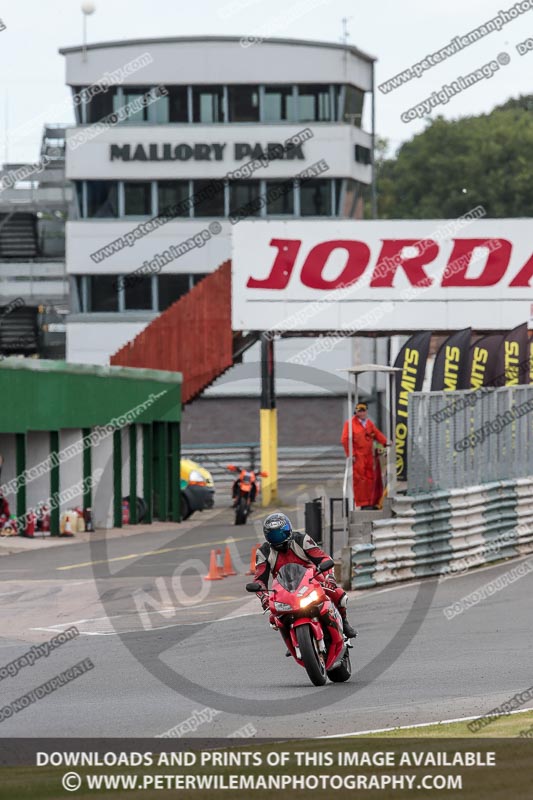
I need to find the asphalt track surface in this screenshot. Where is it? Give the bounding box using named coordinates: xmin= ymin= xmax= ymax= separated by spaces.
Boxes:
xmin=0 ymin=495 xmax=532 ymax=738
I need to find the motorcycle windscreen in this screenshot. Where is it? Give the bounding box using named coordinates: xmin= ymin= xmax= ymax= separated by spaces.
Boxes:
xmin=276 ymin=563 xmax=307 ymax=592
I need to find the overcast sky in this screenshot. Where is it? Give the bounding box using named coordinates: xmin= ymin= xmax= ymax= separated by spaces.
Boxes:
xmin=0 ymin=0 xmax=530 ymax=163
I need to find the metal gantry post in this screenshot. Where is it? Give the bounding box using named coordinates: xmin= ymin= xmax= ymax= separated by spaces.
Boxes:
xmin=82 ymin=427 xmax=92 ymax=513
xmin=113 ymin=429 xmax=122 ymax=528
xmin=129 ymin=425 xmax=138 ymax=524
xmin=49 ymin=430 xmax=60 ymax=535
xmin=260 ymin=333 xmax=278 ymax=506
xmin=15 ymin=433 xmax=26 ymax=526
xmin=169 ymin=421 xmax=180 ymax=523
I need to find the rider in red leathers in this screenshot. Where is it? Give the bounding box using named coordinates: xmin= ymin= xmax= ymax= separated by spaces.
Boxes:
xmin=254 ymin=512 xmax=357 ymax=639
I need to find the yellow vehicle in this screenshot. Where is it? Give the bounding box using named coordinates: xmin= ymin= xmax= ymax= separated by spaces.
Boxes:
xmin=180 ymin=458 xmax=215 ymax=519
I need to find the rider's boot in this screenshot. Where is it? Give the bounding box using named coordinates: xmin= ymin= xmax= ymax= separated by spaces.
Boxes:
xmin=338 ymin=604 xmax=358 ymax=639
xmin=342 ymin=618 xmax=358 ymax=639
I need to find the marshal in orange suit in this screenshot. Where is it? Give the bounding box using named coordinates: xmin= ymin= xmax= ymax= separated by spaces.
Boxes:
xmin=341 ymin=402 xmax=390 ymax=509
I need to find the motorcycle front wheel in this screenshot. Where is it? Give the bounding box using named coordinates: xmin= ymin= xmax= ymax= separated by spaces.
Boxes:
xmin=296 ymin=625 xmax=327 ymax=686
xmin=235 ymin=497 xmax=247 ymax=525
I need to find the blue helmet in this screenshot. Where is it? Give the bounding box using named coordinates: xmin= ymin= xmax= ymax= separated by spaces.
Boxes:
xmin=263 ymin=512 xmax=293 ymax=550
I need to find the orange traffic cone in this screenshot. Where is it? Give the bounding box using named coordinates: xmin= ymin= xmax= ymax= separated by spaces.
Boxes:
xmin=246 ymin=544 xmax=260 ymax=575
xmin=216 ymin=548 xmax=225 ymax=578
xmin=222 ymin=545 xmax=237 ymax=577
xmin=204 ymin=549 xmax=223 ymax=581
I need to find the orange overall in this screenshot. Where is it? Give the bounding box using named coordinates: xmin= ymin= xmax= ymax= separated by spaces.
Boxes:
xmin=341 ymin=416 xmax=387 ymax=507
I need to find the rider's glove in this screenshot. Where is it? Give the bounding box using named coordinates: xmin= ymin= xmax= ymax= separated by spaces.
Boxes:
xmin=258 ymin=592 xmax=270 ymax=612
xmin=323 ymin=572 xmax=337 ymax=590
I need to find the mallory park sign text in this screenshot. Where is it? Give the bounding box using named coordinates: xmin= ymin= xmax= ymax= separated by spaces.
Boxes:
xmin=110 ymin=142 xmax=305 ymax=162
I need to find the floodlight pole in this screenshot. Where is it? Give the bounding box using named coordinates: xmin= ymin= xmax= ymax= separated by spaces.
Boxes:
xmin=81 ymin=2 xmax=95 ymax=63
xmin=343 ymin=372 xmax=357 ymax=535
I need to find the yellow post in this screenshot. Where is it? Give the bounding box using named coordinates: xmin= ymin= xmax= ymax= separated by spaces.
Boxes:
xmin=260 ymin=333 xmax=278 ymax=507
xmin=269 ymin=407 xmax=278 ymax=505
xmin=260 ymin=408 xmax=278 ymax=506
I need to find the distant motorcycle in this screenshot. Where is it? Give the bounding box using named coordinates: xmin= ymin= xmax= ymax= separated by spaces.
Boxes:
xmin=227 ymin=464 xmax=267 ymax=525
xmin=246 ymin=558 xmax=352 ymax=686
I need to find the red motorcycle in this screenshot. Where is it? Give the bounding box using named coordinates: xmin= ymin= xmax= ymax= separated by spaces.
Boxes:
xmin=227 ymin=464 xmax=267 ymax=525
xmin=246 ymin=558 xmax=352 ymax=686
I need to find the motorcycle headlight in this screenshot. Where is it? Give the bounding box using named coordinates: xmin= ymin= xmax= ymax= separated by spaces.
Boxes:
xmin=274 ymin=601 xmax=292 ymax=612
xmin=299 ymin=590 xmax=319 ymax=608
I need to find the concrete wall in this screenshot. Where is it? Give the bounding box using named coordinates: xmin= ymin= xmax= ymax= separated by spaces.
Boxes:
xmin=0 ymin=434 xmax=16 ymax=508
xmin=136 ymin=425 xmax=144 ymax=501
xmin=121 ymin=427 xmax=130 ymax=497
xmin=59 ymin=429 xmax=84 ymax=513
xmin=25 ymin=431 xmax=51 ymax=514
xmin=91 ymin=430 xmax=114 ymax=529
xmin=204 ymin=336 xmax=390 ymax=398
xmin=182 ymin=395 xmax=360 ymax=447
xmin=67 ymin=321 xmax=151 ymax=364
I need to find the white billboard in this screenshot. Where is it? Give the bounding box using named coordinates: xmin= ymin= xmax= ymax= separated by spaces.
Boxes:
xmin=232 ymin=218 xmax=533 ymax=332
